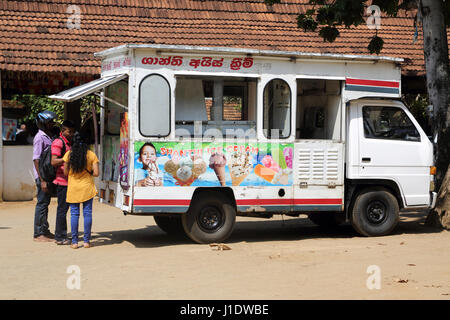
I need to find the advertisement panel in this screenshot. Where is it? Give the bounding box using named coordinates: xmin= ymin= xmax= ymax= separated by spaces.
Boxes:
xmin=134 ymin=141 xmax=293 ymax=187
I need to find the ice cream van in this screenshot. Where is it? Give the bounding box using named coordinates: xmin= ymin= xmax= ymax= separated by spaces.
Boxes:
xmin=50 ymin=44 xmax=437 ymax=243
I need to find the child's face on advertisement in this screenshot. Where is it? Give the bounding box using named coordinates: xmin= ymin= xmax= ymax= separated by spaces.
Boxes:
xmin=140 ymin=145 xmax=156 ymax=166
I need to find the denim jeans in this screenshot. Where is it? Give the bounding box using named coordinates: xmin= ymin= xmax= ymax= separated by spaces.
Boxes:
xmin=70 ymin=198 xmax=93 ymax=244
xmin=55 ymin=185 xmax=69 ymax=242
xmin=33 ymin=178 xmax=51 ymax=238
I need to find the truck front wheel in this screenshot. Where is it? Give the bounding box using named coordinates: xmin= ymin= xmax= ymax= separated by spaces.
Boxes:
xmin=182 ymin=191 xmax=236 ymax=244
xmin=351 ymin=188 xmax=399 ymax=237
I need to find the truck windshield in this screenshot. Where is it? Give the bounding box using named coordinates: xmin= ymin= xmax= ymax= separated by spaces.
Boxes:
xmin=363 ymin=106 xmax=420 ymax=142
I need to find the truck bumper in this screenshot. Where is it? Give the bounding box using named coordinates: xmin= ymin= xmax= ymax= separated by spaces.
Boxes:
xmin=429 ymin=192 xmax=437 ymax=209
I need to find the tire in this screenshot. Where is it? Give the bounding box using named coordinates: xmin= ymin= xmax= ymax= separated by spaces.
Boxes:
xmin=308 ymin=212 xmax=344 ymax=228
xmin=154 ymin=215 xmax=184 ymax=235
xmin=182 ymin=191 xmax=236 ymax=244
xmin=351 ymin=188 xmax=399 ymax=237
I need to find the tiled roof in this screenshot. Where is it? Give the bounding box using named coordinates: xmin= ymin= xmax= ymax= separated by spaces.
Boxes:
xmin=0 ymin=0 xmax=448 ymax=76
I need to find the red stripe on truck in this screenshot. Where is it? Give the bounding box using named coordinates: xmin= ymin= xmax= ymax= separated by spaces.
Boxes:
xmin=133 ymin=199 xmax=190 ymax=206
xmin=346 ymin=78 xmax=399 ymax=88
xmin=237 ymin=199 xmax=342 ymax=205
xmin=133 ymin=198 xmax=342 ymax=206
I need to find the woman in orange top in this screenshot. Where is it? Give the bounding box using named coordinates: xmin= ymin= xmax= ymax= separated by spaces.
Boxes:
xmin=63 ymin=132 xmax=99 ymax=249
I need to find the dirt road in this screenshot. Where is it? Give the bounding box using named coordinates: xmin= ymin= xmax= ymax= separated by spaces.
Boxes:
xmin=1 ymin=199 xmax=449 ymax=300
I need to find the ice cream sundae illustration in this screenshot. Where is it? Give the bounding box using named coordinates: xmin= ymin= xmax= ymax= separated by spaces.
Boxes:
xmin=209 ymin=153 xmax=227 ymax=186
xmin=164 ymin=155 xmax=207 ymax=186
xmin=228 ymin=151 xmax=253 ymax=186
xmin=254 ymin=147 xmax=293 ymax=185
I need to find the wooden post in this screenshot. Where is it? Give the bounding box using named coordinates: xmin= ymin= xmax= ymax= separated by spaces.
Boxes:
xmin=212 ymin=79 xmax=224 ymax=121
xmin=64 ymin=100 xmax=82 ymax=130
xmin=91 ymin=101 xmax=99 ymax=156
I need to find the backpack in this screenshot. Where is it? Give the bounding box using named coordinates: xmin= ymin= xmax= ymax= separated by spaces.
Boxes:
xmin=38 ymin=137 xmax=66 ymax=183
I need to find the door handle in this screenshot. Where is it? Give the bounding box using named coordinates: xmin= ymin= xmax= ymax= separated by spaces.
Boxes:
xmin=362 ymin=157 xmax=371 ymax=163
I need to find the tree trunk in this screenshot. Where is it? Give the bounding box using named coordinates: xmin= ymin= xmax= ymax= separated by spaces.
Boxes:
xmin=419 ymin=0 xmax=450 ymax=228
xmin=426 ymin=164 xmax=450 ymax=229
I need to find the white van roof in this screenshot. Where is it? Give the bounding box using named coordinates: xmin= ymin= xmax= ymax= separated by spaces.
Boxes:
xmin=94 ymin=44 xmax=404 ymax=63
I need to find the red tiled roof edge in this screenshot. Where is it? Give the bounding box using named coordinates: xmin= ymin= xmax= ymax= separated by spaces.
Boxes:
xmin=0 ymin=0 xmax=448 ymax=76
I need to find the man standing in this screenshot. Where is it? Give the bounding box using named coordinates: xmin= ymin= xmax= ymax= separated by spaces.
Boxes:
xmin=51 ymin=120 xmax=75 ymax=245
xmin=33 ymin=111 xmax=57 ymax=242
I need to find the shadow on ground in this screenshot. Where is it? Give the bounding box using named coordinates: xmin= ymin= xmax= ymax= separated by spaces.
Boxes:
xmin=88 ymin=211 xmax=442 ymax=249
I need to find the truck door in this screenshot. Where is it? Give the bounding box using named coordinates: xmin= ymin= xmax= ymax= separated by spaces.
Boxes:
xmin=355 ymin=101 xmax=432 ymax=206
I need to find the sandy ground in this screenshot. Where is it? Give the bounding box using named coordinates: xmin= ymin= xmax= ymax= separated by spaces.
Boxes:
xmin=0 ymin=198 xmax=449 ymax=300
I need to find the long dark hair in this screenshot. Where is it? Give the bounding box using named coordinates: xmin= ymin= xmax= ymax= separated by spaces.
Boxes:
xmin=68 ymin=132 xmax=88 ymax=173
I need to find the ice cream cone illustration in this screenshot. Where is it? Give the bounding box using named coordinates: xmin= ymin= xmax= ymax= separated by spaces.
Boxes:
xmin=209 ymin=153 xmax=227 ymax=186
xmin=228 ymin=151 xmax=252 ymax=186
xmin=192 ymin=157 xmax=207 ymax=178
xmin=271 ymin=168 xmax=292 ymax=185
xmin=164 ymin=160 xmax=179 ymax=176
xmin=164 ymin=156 xmax=207 ymax=186
xmin=261 ymin=155 xmax=280 ymax=172
xmin=283 ymin=147 xmax=293 ymax=169
xmin=174 ymin=165 xmax=195 ymax=186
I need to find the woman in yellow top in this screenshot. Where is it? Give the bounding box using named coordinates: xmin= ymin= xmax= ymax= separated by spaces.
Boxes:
xmin=63 ymin=132 xmax=99 ymax=249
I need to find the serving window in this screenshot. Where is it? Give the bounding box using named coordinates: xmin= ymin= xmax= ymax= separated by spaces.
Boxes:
xmin=103 ymin=78 xmax=129 ymax=182
xmin=175 ymin=76 xmax=257 ymax=139
xmin=104 ymin=79 xmax=128 ymax=135
xmin=139 ymin=74 xmax=171 ymax=137
xmin=263 ymin=79 xmax=291 ymax=139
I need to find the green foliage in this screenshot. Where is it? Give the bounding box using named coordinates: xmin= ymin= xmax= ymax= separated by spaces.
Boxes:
xmin=403 ymin=94 xmax=431 ymax=135
xmin=319 ymin=26 xmax=340 ymax=42
xmin=297 ymin=13 xmax=318 ymax=32
xmin=11 ymin=94 xmax=100 ymax=127
xmin=12 ymin=94 xmax=65 ymax=125
xmin=316 ymin=5 xmax=336 ymax=25
xmin=333 ymin=0 xmax=366 ymax=27
xmin=445 ymin=0 xmax=450 ymax=27
xmin=372 ymin=0 xmax=399 ymax=16
xmin=295 ymin=0 xmax=401 ymax=53
xmin=368 ymin=35 xmax=384 ymax=54
xmin=80 ymin=95 xmax=101 ymax=125
xmin=264 ymin=0 xmax=281 ymax=5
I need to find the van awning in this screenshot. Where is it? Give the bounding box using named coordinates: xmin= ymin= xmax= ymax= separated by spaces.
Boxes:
xmin=48 ymin=73 xmax=128 ymax=102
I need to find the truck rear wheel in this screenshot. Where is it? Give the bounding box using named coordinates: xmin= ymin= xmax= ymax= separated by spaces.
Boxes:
xmin=308 ymin=212 xmax=344 ymax=228
xmin=182 ymin=191 xmax=236 ymax=244
xmin=351 ymin=188 xmax=399 ymax=237
xmin=154 ymin=215 xmax=184 ymax=235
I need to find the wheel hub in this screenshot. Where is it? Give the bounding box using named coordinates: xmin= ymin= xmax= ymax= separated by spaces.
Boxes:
xmin=366 ymin=200 xmax=387 ymax=224
xmin=197 ymin=206 xmax=224 ymax=233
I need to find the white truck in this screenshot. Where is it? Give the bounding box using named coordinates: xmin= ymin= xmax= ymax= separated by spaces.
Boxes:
xmin=50 ymin=44 xmax=437 ymax=243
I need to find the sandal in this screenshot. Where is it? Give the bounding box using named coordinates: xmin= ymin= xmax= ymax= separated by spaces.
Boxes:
xmin=70 ymin=243 xmax=79 ymax=249
xmin=55 ymin=239 xmax=71 ymax=245
xmin=83 ymin=242 xmax=92 ymax=248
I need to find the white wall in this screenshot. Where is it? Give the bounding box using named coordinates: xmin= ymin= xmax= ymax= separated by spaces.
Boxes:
xmin=2 ymin=145 xmax=36 ymax=201
xmin=326 ymin=95 xmax=342 ymax=140
xmin=175 ymin=79 xmax=207 ymax=121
